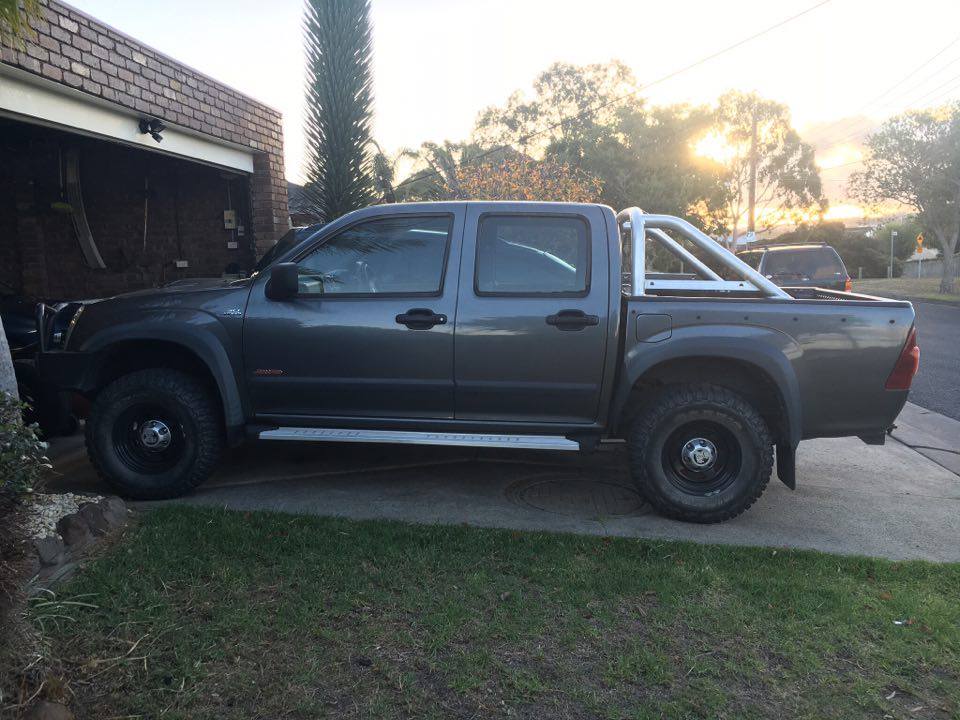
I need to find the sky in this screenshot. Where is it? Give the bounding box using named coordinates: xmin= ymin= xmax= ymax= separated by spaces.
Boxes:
xmin=68 ymin=0 xmax=960 ymax=216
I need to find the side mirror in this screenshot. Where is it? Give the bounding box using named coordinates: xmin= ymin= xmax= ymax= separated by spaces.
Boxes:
xmin=265 ymin=262 xmax=299 ymax=300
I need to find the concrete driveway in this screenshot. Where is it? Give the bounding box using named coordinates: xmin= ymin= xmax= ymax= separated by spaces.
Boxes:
xmin=48 ymin=404 xmax=960 ymax=562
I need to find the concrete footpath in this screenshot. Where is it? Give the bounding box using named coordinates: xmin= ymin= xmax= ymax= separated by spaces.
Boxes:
xmin=48 ymin=403 xmax=960 ymax=563
xmin=891 ymin=402 xmax=960 ymax=477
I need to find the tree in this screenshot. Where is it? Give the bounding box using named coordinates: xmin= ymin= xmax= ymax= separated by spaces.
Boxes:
xmin=588 ymin=104 xmax=728 ymax=232
xmin=471 ymin=62 xmax=727 ymax=228
xmin=396 ymin=146 xmax=600 ymax=203
xmin=455 ymin=156 xmax=600 ymax=202
xmin=850 ymin=104 xmax=960 ymax=294
xmin=302 ymin=0 xmax=375 ymax=223
xmin=395 ymin=141 xmax=488 ymax=201
xmin=706 ymin=92 xmax=824 ymax=245
xmin=473 ymin=61 xmax=637 ymax=154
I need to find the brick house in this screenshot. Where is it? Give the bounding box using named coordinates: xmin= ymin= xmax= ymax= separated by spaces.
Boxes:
xmin=0 ymin=0 xmax=289 ymax=300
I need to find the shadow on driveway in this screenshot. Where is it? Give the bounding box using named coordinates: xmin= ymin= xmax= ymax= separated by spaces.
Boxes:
xmin=47 ymin=435 xmax=960 ymax=562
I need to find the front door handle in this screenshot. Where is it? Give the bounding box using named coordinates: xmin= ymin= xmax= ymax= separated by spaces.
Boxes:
xmin=396 ymin=307 xmax=447 ymax=330
xmin=546 ymin=309 xmax=599 ymax=331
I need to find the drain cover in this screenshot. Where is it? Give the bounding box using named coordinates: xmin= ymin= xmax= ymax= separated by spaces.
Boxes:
xmin=506 ymin=472 xmax=649 ymax=519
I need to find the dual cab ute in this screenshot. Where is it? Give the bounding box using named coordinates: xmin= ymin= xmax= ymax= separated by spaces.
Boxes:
xmin=38 ymin=202 xmax=920 ymax=523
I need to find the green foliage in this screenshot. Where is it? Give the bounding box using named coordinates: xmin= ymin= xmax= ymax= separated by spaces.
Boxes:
xmin=302 ymin=0 xmax=375 ymax=222
xmin=474 ymin=61 xmax=637 ymax=153
xmin=710 ymin=91 xmax=824 ymax=236
xmin=0 ymin=391 xmax=50 ymax=495
xmin=851 ymin=104 xmax=960 ymax=293
xmin=468 ymin=62 xmax=727 ymax=230
xmin=396 ymin=141 xmax=491 ymax=201
xmin=0 ymin=0 xmax=39 ymax=45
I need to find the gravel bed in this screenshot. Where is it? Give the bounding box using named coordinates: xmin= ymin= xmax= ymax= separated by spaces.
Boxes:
xmin=23 ymin=492 xmax=103 ymax=540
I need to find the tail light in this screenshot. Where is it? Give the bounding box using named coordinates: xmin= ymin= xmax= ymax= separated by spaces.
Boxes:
xmin=885 ymin=326 xmax=920 ymax=390
xmin=844 ymin=277 xmax=852 ymax=293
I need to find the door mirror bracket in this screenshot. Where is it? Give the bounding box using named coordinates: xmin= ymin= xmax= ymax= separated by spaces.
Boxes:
xmin=265 ymin=262 xmax=299 ymax=301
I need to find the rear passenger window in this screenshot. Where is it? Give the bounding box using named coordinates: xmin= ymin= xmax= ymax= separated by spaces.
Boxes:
xmin=475 ymin=215 xmax=589 ymax=295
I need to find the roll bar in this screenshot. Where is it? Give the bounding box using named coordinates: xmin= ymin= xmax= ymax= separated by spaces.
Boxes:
xmin=616 ymin=208 xmax=791 ymax=299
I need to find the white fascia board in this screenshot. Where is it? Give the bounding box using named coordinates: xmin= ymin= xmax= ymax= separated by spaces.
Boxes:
xmin=0 ymin=66 xmax=254 ymax=174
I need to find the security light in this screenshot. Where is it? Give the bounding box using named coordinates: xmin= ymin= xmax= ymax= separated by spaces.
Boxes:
xmin=138 ymin=118 xmax=166 ymax=143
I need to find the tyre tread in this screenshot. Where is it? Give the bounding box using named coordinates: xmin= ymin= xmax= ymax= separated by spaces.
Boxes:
xmin=628 ymin=383 xmax=773 ymax=524
xmin=85 ymin=368 xmax=223 ymax=500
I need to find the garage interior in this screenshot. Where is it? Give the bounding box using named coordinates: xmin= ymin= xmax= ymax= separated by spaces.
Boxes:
xmin=1 ymin=116 xmax=254 ymax=302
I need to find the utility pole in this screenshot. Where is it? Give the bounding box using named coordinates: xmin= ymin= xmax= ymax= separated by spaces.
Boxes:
xmin=889 ymin=230 xmax=898 ymax=279
xmin=747 ymin=111 xmax=758 ymax=233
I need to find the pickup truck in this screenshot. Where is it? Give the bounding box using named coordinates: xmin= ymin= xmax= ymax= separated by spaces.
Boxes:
xmin=37 ymin=202 xmax=920 ymax=523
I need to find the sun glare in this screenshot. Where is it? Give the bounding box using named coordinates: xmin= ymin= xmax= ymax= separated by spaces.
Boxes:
xmin=823 ymin=203 xmax=867 ymax=221
xmin=693 ymin=131 xmax=740 ymax=164
xmin=817 ymin=144 xmax=863 ymax=170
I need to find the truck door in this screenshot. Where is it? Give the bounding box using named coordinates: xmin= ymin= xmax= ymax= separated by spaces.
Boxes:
xmin=454 ymin=205 xmax=610 ymax=424
xmin=243 ymin=206 xmax=464 ymax=420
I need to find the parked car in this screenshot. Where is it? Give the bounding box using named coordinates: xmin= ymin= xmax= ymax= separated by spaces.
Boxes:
xmin=737 ymin=243 xmax=852 ymax=292
xmin=37 ymin=203 xmax=919 ymax=523
xmin=1 ymin=283 xmax=76 ymax=435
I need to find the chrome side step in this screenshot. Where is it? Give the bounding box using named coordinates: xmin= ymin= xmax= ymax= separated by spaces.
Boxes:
xmin=258 ymin=427 xmax=581 ymax=451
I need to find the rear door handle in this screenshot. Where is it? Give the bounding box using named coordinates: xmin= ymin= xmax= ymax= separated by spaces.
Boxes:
xmin=396 ymin=307 xmax=447 ymax=330
xmin=545 ymin=309 xmax=599 ymax=331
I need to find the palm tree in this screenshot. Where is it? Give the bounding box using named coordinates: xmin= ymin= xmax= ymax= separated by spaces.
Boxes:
xmin=302 ymin=0 xmax=375 ymax=222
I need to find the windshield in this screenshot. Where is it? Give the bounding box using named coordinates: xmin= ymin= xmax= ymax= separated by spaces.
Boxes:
xmin=762 ymin=247 xmax=846 ymax=281
xmin=253 ymin=226 xmax=318 ymax=273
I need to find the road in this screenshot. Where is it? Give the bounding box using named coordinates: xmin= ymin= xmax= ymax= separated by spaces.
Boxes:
xmin=908 ymin=300 xmax=960 ymax=420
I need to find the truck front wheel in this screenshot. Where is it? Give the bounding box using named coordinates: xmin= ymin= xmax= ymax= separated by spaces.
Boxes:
xmin=627 ymin=384 xmax=773 ymax=523
xmin=86 ymin=368 xmax=223 ymax=500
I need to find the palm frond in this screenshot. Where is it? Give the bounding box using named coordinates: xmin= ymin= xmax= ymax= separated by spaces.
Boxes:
xmin=302 ymin=0 xmax=376 ymax=223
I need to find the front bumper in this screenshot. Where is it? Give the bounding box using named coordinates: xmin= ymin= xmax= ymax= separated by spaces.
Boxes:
xmin=37 ymin=350 xmax=98 ymax=395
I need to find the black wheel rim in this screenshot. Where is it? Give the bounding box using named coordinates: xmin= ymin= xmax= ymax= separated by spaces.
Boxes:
xmin=112 ymin=402 xmax=186 ymax=474
xmin=661 ymin=420 xmax=742 ymax=496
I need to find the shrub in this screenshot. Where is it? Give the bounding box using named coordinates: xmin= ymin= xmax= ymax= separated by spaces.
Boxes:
xmin=1 ymin=391 xmax=50 ymax=496
xmin=1 ymin=390 xmax=52 ymax=703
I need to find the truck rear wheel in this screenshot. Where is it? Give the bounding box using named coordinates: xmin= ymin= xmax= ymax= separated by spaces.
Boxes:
xmin=86 ymin=368 xmax=223 ymax=500
xmin=627 ymin=384 xmax=773 ymax=523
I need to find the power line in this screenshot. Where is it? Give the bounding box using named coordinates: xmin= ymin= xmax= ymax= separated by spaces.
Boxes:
xmin=827 ymin=69 xmax=960 ymax=147
xmin=814 ymin=32 xmax=960 ymax=146
xmin=394 ymin=0 xmax=832 ymax=192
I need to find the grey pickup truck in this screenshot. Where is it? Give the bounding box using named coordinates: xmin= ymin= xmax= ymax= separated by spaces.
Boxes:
xmin=37 ymin=202 xmax=920 ymax=523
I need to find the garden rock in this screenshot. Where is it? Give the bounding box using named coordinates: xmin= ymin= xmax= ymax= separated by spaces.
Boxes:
xmin=98 ymin=496 xmax=128 ymax=526
xmin=78 ymin=502 xmax=110 ymax=536
xmin=33 ymin=536 xmax=65 ymax=566
xmin=27 ymin=701 xmax=75 ymax=720
xmin=56 ymin=514 xmax=92 ymax=549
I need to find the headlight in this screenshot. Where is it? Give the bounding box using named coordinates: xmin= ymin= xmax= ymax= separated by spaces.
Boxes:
xmin=49 ymin=303 xmax=84 ymax=350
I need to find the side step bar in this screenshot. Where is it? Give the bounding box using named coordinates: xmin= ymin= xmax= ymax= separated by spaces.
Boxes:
xmin=258 ymin=427 xmax=581 ymax=451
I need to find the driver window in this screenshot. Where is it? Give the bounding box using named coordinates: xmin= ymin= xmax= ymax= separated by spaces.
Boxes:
xmin=296 ymin=215 xmax=452 ymax=295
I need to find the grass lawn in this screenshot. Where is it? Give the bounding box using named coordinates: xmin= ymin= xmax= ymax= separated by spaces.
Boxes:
xmin=31 ymin=507 xmax=960 ymax=719
xmin=854 ymin=277 xmax=960 ymax=303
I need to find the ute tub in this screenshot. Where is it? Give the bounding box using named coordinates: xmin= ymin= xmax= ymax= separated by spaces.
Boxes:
xmin=783 ymin=286 xmax=912 ymax=304
xmin=622 ymin=293 xmax=916 ymax=442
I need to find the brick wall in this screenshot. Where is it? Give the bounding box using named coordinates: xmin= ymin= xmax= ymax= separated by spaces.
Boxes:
xmin=1 ymin=0 xmax=288 ymax=255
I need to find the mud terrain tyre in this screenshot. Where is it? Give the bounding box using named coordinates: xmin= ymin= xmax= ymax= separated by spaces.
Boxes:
xmin=628 ymin=384 xmax=773 ymax=523
xmin=86 ymin=368 xmax=223 ymax=500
